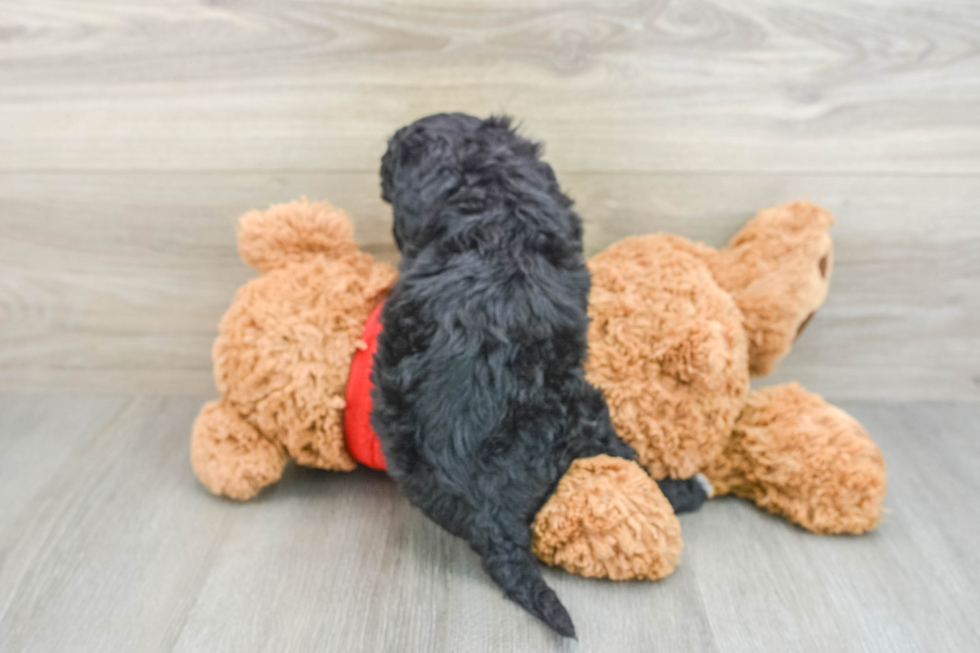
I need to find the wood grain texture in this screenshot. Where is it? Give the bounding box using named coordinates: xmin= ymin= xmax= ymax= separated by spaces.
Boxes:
xmin=0 ymin=396 xmax=978 ymax=652
xmin=1 ymin=171 xmax=977 ymax=400
xmin=0 ymin=0 xmax=978 ymax=398
xmin=1 ymin=0 xmax=979 ymax=173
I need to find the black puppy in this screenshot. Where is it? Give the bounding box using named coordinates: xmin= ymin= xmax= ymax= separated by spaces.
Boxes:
xmin=372 ymin=113 xmax=705 ymax=637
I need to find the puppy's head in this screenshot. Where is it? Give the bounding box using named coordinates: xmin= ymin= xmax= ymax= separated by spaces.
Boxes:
xmin=381 ymin=113 xmax=568 ymax=260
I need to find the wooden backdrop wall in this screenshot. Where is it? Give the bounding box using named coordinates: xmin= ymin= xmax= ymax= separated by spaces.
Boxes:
xmin=1 ymin=0 xmax=978 ymax=402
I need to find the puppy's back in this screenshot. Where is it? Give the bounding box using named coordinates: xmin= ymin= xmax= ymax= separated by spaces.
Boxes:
xmin=372 ymin=114 xmax=632 ymax=637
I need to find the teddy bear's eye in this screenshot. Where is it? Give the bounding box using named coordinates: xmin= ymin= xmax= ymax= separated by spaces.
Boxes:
xmin=819 ymin=255 xmax=829 ymax=279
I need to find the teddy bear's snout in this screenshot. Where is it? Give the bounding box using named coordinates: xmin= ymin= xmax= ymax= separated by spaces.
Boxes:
xmin=795 ymin=311 xmax=816 ymax=342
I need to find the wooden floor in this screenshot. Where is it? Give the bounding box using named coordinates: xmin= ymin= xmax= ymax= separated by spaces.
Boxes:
xmin=0 ymin=395 xmax=977 ymax=652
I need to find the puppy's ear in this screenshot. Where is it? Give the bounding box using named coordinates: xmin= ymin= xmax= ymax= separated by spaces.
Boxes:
xmin=380 ymin=136 xmax=397 ymax=205
xmin=381 ymin=120 xmax=459 ymax=205
xmin=381 ymin=118 xmax=468 ymax=257
xmin=380 ymin=124 xmax=421 ymax=205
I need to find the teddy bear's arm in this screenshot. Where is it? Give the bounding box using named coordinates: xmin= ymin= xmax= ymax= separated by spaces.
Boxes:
xmin=191 ymin=400 xmax=288 ymax=500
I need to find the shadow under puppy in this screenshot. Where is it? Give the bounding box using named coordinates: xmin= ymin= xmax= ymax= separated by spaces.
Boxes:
xmin=372 ymin=113 xmax=705 ymax=637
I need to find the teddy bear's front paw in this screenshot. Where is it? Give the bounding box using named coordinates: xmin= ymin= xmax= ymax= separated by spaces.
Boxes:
xmin=191 ymin=400 xmax=288 ymax=500
xmin=531 ymin=455 xmax=682 ymax=580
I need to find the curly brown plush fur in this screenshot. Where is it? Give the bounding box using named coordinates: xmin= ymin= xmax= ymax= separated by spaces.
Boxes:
xmin=582 ymin=200 xmax=885 ymax=535
xmin=190 ymin=197 xmax=887 ymax=620
xmin=531 ymin=455 xmax=682 ymax=580
xmin=704 ymin=383 xmax=887 ymax=534
xmin=585 ymin=234 xmax=749 ymax=480
xmin=191 ymin=200 xmax=396 ymax=499
xmin=702 ymin=201 xmax=836 ymax=375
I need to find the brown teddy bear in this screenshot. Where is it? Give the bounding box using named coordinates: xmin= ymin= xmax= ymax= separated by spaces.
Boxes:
xmin=191 ymin=198 xmax=886 ymax=582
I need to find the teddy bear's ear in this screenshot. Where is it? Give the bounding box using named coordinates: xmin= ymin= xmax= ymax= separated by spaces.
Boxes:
xmin=708 ymin=201 xmax=835 ymax=376
xmin=236 ymin=198 xmax=358 ymax=273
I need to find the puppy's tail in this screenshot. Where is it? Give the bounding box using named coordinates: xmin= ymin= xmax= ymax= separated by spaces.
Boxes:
xmin=480 ymin=538 xmax=576 ymax=638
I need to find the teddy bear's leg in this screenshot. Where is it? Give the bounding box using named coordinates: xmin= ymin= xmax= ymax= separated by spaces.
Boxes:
xmin=191 ymin=400 xmax=288 ymax=500
xmin=703 ymin=383 xmax=886 ymax=534
xmin=531 ymin=455 xmax=683 ymax=580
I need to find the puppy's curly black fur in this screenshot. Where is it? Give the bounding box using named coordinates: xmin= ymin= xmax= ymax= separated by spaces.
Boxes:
xmin=372 ymin=113 xmax=705 ymax=637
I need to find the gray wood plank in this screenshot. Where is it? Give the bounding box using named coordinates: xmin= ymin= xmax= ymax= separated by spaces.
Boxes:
xmin=0 ymin=395 xmax=132 ymax=622
xmin=1 ymin=1 xmax=979 ymax=173
xmin=1 ymin=171 xmax=977 ymax=400
xmin=682 ymin=402 xmax=980 ymax=653
xmin=0 ymin=396 xmax=128 ymax=535
xmin=1 ymin=397 xmax=979 ymax=652
xmin=0 ymin=397 xmax=232 ymax=653
xmin=169 ymin=469 xmax=720 ymax=652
